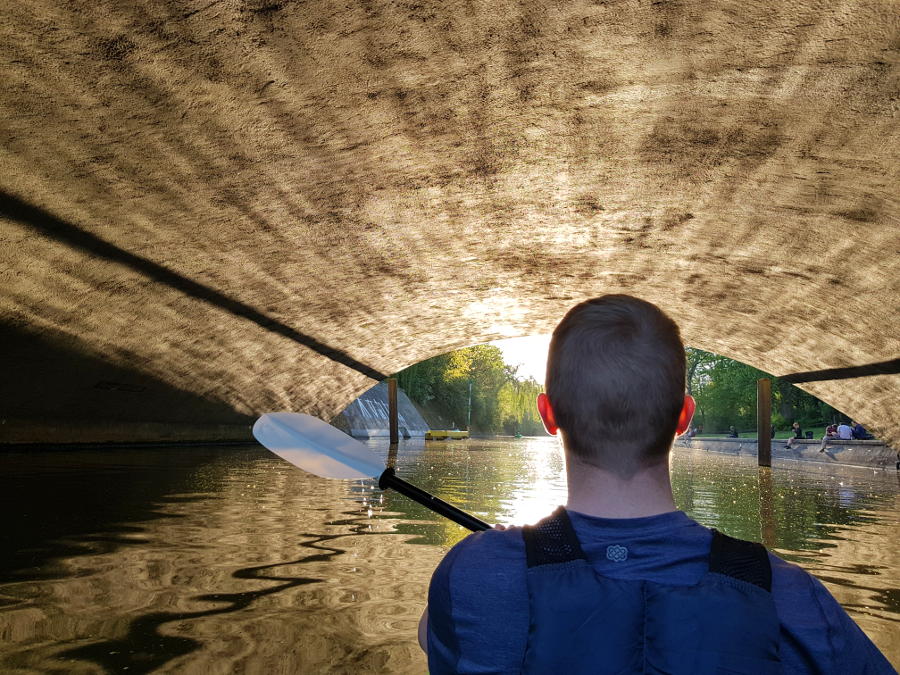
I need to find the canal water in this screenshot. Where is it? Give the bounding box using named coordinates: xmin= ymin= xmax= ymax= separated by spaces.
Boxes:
xmin=1 ymin=438 xmax=898 ymax=672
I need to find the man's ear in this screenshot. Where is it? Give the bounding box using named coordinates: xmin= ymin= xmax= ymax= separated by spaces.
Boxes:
xmin=537 ymin=393 xmax=558 ymax=436
xmin=675 ymin=394 xmax=696 ymax=435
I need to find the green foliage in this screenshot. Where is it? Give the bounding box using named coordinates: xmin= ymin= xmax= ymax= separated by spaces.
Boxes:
xmin=686 ymin=348 xmax=841 ymax=434
xmin=394 ymin=345 xmax=546 ymax=434
xmin=399 ymin=345 xmax=841 ymax=436
xmin=394 ymin=352 xmax=453 ymax=405
xmin=497 ymin=377 xmax=546 ymax=436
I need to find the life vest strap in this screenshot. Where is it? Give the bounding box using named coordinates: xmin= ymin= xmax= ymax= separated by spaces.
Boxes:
xmin=523 ymin=506 xmax=586 ymax=567
xmin=524 ymin=508 xmax=772 ymax=592
xmin=709 ymin=529 xmax=772 ymax=591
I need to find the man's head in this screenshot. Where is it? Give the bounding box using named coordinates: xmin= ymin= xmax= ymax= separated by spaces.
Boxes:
xmin=538 ymin=295 xmax=693 ymax=478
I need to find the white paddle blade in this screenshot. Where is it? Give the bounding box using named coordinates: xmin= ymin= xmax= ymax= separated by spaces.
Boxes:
xmin=253 ymin=413 xmax=385 ymax=480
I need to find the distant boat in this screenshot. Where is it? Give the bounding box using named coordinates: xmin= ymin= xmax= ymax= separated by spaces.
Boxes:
xmin=425 ymin=430 xmax=469 ymax=440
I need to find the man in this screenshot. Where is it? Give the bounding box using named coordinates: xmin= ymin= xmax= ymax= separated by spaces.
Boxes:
xmin=784 ymin=421 xmax=804 ymax=449
xmin=838 ymin=421 xmax=854 ymax=440
xmin=851 ymin=421 xmax=872 ymax=440
xmin=420 ymin=295 xmax=893 ymax=674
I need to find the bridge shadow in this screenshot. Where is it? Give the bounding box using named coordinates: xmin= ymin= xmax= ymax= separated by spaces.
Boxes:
xmin=0 ymin=321 xmax=252 ymax=445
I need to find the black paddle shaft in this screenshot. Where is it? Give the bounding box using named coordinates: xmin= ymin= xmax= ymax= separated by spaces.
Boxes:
xmin=377 ymin=468 xmax=491 ymax=532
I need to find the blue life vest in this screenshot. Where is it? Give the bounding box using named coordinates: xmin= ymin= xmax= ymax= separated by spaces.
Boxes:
xmin=521 ymin=508 xmax=781 ymax=674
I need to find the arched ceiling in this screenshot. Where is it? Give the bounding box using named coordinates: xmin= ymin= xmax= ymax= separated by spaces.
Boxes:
xmin=1 ymin=0 xmax=898 ymax=445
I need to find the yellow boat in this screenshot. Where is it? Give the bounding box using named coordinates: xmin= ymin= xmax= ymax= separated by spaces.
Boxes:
xmin=425 ymin=430 xmax=469 ymax=440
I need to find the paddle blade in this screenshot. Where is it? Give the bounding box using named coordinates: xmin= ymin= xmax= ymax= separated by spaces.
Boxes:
xmin=253 ymin=413 xmax=385 ymax=480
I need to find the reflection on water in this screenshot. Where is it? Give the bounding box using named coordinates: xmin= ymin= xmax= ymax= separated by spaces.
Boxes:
xmin=1 ymin=438 xmax=897 ymax=672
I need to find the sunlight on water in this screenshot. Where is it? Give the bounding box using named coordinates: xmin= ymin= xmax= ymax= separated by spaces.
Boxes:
xmin=496 ymin=436 xmax=567 ymax=525
xmin=1 ymin=439 xmax=897 ymax=672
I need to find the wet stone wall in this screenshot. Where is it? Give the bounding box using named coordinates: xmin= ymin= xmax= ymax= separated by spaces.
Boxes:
xmin=676 ymin=437 xmax=898 ymax=470
xmin=332 ymin=381 xmax=429 ymax=439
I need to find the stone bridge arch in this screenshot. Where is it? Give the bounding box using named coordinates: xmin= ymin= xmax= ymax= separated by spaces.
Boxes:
xmin=0 ymin=0 xmax=897 ymax=445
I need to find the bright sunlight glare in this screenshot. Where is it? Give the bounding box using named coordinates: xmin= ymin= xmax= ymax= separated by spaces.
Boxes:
xmin=489 ymin=334 xmax=552 ymax=384
xmin=500 ymin=437 xmax=567 ymax=525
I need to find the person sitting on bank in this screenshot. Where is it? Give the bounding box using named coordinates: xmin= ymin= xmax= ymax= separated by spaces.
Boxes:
xmin=820 ymin=422 xmax=853 ymax=452
xmin=851 ymin=421 xmax=873 ymax=440
xmin=419 ymin=295 xmax=892 ymax=674
xmin=784 ymin=421 xmax=803 ymax=449
xmin=727 ymin=425 xmax=739 ymax=438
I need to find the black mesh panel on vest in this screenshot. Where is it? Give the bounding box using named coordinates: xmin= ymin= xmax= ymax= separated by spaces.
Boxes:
xmin=709 ymin=529 xmax=772 ymax=592
xmin=523 ymin=507 xmax=587 ymax=568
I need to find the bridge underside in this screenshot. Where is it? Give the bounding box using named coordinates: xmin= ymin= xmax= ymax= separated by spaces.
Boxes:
xmin=1 ymin=0 xmax=897 ymax=445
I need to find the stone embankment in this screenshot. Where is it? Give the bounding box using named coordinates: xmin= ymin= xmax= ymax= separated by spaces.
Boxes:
xmin=675 ymin=437 xmax=898 ymax=470
xmin=331 ymin=381 xmax=429 ymax=439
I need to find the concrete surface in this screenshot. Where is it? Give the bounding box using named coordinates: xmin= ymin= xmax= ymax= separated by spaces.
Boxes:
xmin=332 ymin=381 xmax=429 ymax=438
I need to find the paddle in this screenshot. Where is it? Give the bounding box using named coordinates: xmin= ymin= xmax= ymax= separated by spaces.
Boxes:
xmin=252 ymin=412 xmax=491 ymax=532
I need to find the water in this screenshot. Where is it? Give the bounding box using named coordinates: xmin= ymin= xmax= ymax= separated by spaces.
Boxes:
xmin=1 ymin=438 xmax=897 ymax=672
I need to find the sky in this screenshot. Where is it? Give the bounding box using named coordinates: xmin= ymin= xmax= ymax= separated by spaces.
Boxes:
xmin=489 ymin=334 xmax=552 ymax=384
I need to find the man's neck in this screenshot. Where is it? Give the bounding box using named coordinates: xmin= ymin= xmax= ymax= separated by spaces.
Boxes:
xmin=564 ymin=453 xmax=677 ymax=519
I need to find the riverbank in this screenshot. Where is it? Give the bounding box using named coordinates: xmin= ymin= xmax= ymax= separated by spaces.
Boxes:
xmin=676 ymin=437 xmax=898 ymax=470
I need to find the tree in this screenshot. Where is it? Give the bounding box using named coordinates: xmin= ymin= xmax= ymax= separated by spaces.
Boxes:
xmin=395 ymin=352 xmax=451 ymax=404
xmin=395 ymin=345 xmax=519 ymax=432
xmin=397 ymin=345 xmax=840 ymax=436
xmin=497 ymin=377 xmax=545 ymax=435
xmin=686 ymin=347 xmax=839 ymax=433
xmin=686 ymin=348 xmax=717 ymax=398
xmin=394 ymin=345 xmax=546 ymax=434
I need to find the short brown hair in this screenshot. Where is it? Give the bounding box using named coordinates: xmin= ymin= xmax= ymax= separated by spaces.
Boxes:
xmin=546 ymin=295 xmax=686 ymax=476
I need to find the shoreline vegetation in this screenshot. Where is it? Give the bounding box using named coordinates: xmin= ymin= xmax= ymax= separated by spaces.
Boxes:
xmin=392 ymin=345 xmax=845 ymax=437
xmin=394 ymin=345 xmax=546 ymax=436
